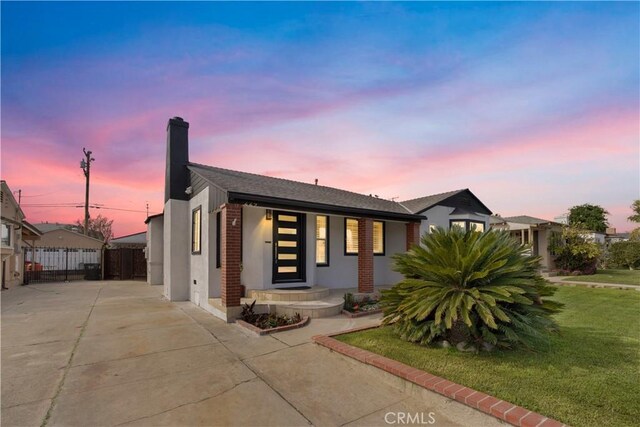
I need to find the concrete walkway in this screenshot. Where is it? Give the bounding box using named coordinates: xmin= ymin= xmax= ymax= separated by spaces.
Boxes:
xmin=2 ymin=281 xmax=501 ymax=426
xmin=546 ymin=275 xmax=640 ymax=290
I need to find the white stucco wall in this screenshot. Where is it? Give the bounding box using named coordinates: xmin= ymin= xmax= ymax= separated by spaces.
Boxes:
xmin=163 ymin=199 xmax=190 ymax=301
xmin=241 ymin=206 xmax=316 ymax=290
xmin=373 ymin=221 xmax=405 ymax=286
xmin=146 ymin=215 xmax=164 ymax=286
xmin=316 ymin=215 xmax=405 ymax=288
xmin=189 ymin=188 xmax=209 ymax=307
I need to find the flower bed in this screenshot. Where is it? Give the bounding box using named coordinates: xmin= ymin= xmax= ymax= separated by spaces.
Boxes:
xmin=342 ymin=292 xmax=382 ymax=317
xmin=237 ymin=300 xmax=309 ymax=335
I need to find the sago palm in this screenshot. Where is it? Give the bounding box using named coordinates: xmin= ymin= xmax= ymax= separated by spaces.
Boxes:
xmin=381 ymin=227 xmax=562 ymax=351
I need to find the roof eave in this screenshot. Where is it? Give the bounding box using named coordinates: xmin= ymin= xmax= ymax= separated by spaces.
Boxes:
xmin=228 ymin=192 xmax=425 ymax=222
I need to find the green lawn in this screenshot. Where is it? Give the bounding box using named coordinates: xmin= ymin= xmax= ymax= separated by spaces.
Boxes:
xmin=561 ymin=269 xmax=640 ymax=286
xmin=336 ymin=287 xmax=640 ymax=427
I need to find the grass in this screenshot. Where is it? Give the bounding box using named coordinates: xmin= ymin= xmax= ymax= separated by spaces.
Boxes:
xmin=561 ymin=269 xmax=640 ymax=286
xmin=336 ymin=287 xmax=640 ymax=427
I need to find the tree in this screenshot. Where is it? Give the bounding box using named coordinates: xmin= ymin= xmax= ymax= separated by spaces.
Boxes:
xmin=381 ymin=228 xmax=562 ymax=351
xmin=628 ymin=200 xmax=640 ymax=223
xmin=568 ymin=204 xmax=609 ymax=233
xmin=74 ymin=214 xmax=114 ymax=242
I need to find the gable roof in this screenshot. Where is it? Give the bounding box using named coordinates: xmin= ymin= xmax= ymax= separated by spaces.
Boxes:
xmin=188 ymin=163 xmax=424 ymax=221
xmin=502 ymin=215 xmax=561 ymax=226
xmin=400 ymin=189 xmax=492 ymax=215
xmin=1 ymin=181 xmax=25 ymax=220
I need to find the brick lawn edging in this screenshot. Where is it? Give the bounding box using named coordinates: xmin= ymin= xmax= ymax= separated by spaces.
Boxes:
xmin=236 ymin=316 xmax=309 ymax=336
xmin=341 ymin=308 xmax=383 ymax=318
xmin=312 ymin=326 xmax=566 ymax=427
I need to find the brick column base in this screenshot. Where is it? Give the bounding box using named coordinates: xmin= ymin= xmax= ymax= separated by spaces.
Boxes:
xmin=358 ymin=217 xmax=374 ymax=293
xmin=406 ymin=222 xmax=421 ymax=250
xmin=221 ymin=203 xmax=242 ymax=307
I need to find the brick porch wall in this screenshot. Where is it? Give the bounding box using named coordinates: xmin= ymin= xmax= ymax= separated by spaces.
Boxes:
xmin=221 ymin=203 xmax=242 ymax=307
xmin=406 ymin=222 xmax=421 ymax=250
xmin=357 ymin=217 xmax=374 ymax=293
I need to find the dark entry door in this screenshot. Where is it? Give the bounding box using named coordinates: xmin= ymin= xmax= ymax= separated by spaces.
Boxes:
xmin=272 ymin=211 xmax=305 ymax=283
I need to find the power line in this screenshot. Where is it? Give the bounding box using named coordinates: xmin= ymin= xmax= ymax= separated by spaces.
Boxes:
xmin=21 ymin=203 xmax=147 ymax=213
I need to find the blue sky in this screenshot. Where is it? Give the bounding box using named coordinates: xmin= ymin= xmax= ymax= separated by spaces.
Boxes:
xmin=2 ymin=1 xmax=638 ymax=234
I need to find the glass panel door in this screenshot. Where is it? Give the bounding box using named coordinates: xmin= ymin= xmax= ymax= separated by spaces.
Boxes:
xmin=272 ymin=211 xmax=306 ymax=283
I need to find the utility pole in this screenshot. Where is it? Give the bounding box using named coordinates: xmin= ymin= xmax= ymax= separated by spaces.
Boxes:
xmin=80 ymin=148 xmax=95 ymax=236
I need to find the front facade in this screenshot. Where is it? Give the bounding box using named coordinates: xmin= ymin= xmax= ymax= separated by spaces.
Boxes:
xmin=491 ymin=215 xmax=563 ymax=270
xmin=148 ymin=117 xmax=493 ymax=321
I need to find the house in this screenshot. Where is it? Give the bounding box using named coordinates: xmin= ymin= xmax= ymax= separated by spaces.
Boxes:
xmin=27 ymin=223 xmax=103 ymax=275
xmin=400 ymin=189 xmax=492 ymax=234
xmin=147 ymin=117 xmax=493 ymax=322
xmin=1 ymin=181 xmax=42 ymax=288
xmin=490 ymin=215 xmax=563 ymax=270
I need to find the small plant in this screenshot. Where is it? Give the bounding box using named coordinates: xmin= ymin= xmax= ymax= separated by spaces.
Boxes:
xmin=343 ymin=293 xmax=355 ymax=310
xmin=241 ymin=301 xmax=303 ymax=329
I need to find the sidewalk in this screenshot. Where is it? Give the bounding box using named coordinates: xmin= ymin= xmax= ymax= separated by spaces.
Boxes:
xmin=546 ymin=275 xmax=639 ymax=291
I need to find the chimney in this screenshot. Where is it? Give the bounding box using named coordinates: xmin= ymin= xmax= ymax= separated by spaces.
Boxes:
xmin=165 ymin=117 xmax=190 ymax=202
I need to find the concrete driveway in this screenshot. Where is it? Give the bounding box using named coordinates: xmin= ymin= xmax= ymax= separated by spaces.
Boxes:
xmin=1 ymin=281 xmax=500 ymax=426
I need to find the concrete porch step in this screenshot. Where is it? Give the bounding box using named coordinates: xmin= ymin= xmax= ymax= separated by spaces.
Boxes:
xmin=248 ymin=286 xmax=330 ymax=302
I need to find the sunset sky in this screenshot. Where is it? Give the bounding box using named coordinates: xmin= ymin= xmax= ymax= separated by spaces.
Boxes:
xmin=2 ymin=2 xmax=638 ymax=236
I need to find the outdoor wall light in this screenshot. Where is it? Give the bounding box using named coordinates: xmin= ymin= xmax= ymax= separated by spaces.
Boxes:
xmin=266 ymin=209 xmax=272 ymax=221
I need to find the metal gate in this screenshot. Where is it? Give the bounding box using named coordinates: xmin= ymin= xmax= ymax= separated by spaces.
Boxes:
xmin=24 ymin=247 xmax=102 ymax=284
xmin=104 ymin=248 xmax=146 ymax=280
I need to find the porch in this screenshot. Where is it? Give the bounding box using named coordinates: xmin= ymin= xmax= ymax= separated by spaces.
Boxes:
xmin=207 ymin=285 xmax=392 ymax=320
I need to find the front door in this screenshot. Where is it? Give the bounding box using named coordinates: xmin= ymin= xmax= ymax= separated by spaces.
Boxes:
xmin=272 ymin=211 xmax=306 ymax=283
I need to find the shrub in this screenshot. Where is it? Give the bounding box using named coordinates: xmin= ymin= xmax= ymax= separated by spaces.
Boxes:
xmin=549 ymin=226 xmax=602 ymax=274
xmin=381 ymin=228 xmax=562 ymax=351
xmin=607 ymin=241 xmax=640 ymax=270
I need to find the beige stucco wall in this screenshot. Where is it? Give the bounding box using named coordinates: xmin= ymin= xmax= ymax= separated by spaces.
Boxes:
xmin=1 ymin=182 xmax=26 ymax=288
xmin=37 ymin=229 xmax=104 ymax=249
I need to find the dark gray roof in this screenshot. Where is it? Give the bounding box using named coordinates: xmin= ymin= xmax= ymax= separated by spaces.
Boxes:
xmin=502 ymin=215 xmax=560 ymax=225
xmin=400 ymin=189 xmax=492 ymax=215
xmin=188 ymin=163 xmax=422 ymax=220
xmin=33 ymin=223 xmax=81 ymax=233
xmin=400 ymin=189 xmax=465 ymax=213
xmin=111 ymin=232 xmax=146 ymax=244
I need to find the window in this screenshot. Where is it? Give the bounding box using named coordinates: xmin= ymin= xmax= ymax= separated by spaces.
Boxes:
xmin=344 ymin=218 xmax=385 ymax=255
xmin=429 ymin=224 xmax=438 ymax=233
xmin=215 ymin=211 xmax=221 ymax=268
xmin=449 ymin=220 xmax=485 ymax=233
xmin=469 ymin=221 xmax=485 ymax=233
xmin=1 ymin=223 xmax=10 ymax=247
xmin=373 ymin=221 xmax=385 ymax=255
xmin=316 ymin=216 xmax=329 ymax=266
xmin=450 ymin=220 xmax=467 ymax=230
xmin=192 ymin=206 xmax=201 ymax=254
xmin=345 ymin=218 xmax=359 ymax=254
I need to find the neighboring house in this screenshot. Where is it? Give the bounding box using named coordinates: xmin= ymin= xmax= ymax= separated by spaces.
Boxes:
xmin=109 ymin=231 xmax=146 ymax=249
xmin=605 ymin=229 xmax=630 ymax=245
xmin=147 ymin=117 xmax=493 ymax=322
xmin=1 ymin=181 xmax=42 ymax=288
xmin=400 ymin=189 xmax=492 ymax=235
xmin=27 ymin=223 xmax=103 ymax=270
xmin=490 ymin=215 xmax=563 ymax=270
